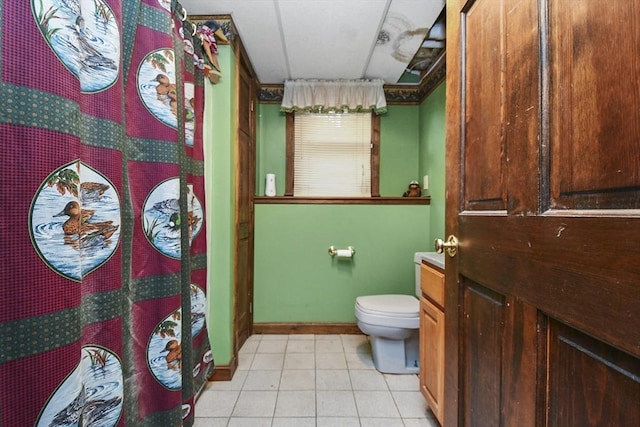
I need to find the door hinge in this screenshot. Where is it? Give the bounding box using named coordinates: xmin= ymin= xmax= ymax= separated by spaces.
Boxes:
xmin=250 ymin=100 xmax=254 ymax=112
xmin=249 ymin=302 xmax=253 ymax=313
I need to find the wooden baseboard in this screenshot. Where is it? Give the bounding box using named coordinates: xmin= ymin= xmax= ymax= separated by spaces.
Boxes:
xmin=207 ymin=355 xmax=237 ymax=382
xmin=253 ymin=322 xmax=362 ymax=335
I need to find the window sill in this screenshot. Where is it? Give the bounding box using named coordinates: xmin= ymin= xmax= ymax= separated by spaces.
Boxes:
xmin=253 ymin=196 xmax=430 ymax=205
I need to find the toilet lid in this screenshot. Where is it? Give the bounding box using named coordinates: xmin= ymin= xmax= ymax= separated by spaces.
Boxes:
xmin=356 ymin=295 xmax=419 ymax=318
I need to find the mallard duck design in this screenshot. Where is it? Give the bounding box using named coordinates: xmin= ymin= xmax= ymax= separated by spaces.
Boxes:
xmin=53 ymin=201 xmax=119 ymax=247
xmin=163 ymin=339 xmax=182 ymax=370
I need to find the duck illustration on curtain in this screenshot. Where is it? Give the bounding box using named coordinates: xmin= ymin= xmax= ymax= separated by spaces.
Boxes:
xmin=1 ymin=0 xmax=214 ymax=426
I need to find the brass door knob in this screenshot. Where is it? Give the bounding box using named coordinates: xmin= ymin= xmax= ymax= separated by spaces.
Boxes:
xmin=435 ymin=235 xmax=458 ymax=257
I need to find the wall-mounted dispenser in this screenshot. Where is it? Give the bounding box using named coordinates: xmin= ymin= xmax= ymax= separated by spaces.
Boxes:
xmin=265 ymin=173 xmax=276 ymax=196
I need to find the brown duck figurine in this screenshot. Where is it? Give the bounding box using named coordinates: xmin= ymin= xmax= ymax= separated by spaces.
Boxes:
xmin=402 ymin=180 xmax=422 ymax=197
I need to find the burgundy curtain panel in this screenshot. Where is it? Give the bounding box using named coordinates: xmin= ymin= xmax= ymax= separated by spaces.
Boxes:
xmin=1 ymin=0 xmax=214 ymax=425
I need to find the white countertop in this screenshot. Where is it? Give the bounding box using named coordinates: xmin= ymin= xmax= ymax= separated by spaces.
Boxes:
xmin=414 ymin=252 xmax=445 ymax=269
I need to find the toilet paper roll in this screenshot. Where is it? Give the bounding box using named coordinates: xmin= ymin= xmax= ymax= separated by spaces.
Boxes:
xmin=335 ymin=249 xmax=353 ymax=258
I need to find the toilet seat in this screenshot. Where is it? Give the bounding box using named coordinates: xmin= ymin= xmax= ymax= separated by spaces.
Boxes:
xmin=356 ymin=295 xmax=419 ymax=317
xmin=355 ymin=295 xmax=419 ymax=329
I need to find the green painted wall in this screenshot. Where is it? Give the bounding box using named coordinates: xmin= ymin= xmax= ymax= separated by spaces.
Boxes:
xmin=256 ymin=104 xmax=286 ymax=196
xmin=204 ymin=45 xmax=236 ymax=365
xmin=419 ymin=82 xmax=446 ymax=244
xmin=379 ymin=106 xmax=421 ymax=196
xmin=252 ymin=101 xmax=446 ymax=323
xmin=253 ymin=204 xmax=430 ymax=322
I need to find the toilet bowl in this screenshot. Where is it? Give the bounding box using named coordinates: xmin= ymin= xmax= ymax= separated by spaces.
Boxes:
xmin=355 ymin=294 xmax=419 ymax=374
xmin=354 ymin=253 xmax=431 ymax=374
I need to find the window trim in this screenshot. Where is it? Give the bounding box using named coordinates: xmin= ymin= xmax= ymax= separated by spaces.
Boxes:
xmin=254 ymin=196 xmax=429 ymax=205
xmin=284 ymin=112 xmax=380 ymax=197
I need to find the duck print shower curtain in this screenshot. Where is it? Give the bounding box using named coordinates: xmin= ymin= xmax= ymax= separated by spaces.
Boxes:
xmin=1 ymin=0 xmax=214 ymax=425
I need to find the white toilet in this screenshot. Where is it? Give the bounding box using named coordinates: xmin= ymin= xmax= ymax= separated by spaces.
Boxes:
xmin=355 ymin=253 xmax=428 ymax=374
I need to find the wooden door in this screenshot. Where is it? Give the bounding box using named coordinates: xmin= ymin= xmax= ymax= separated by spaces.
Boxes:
xmin=234 ymin=50 xmax=256 ymax=354
xmin=445 ymin=0 xmax=640 ymax=425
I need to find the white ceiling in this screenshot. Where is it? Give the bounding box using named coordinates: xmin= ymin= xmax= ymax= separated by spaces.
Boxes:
xmin=180 ymin=0 xmax=445 ymax=85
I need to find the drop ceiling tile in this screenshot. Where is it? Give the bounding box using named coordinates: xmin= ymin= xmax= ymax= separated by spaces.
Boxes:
xmin=278 ymin=0 xmax=388 ymax=81
xmin=365 ymin=0 xmax=444 ymax=83
xmin=181 ymin=0 xmax=445 ymax=85
xmin=232 ymin=4 xmax=290 ymax=83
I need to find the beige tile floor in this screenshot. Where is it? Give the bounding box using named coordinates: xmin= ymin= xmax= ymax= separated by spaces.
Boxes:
xmin=195 ymin=334 xmax=440 ymax=427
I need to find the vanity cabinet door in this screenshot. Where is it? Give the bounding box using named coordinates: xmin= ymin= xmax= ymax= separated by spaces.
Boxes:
xmin=420 ymin=295 xmax=445 ymax=425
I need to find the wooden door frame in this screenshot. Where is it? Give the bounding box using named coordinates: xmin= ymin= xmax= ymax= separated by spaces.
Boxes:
xmin=233 ymin=39 xmax=257 ymax=357
xmin=444 ymin=1 xmax=462 ymax=424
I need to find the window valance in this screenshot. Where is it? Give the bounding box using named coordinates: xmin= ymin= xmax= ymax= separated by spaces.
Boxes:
xmin=280 ymin=79 xmax=387 ymax=115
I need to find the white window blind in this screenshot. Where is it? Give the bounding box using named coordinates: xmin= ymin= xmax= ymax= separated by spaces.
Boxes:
xmin=294 ymin=113 xmax=372 ymax=197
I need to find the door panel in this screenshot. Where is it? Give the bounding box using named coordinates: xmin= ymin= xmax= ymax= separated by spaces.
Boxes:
xmin=462 ymin=283 xmax=504 ymax=426
xmin=501 ymin=298 xmax=538 ymax=425
xmin=463 ymin=0 xmax=505 ymax=211
xmin=503 ymin=0 xmax=540 ymax=214
xmin=446 ymin=0 xmax=640 ymax=425
xmin=550 ymin=1 xmax=640 ymax=208
xmin=548 ymin=320 xmax=640 ymax=426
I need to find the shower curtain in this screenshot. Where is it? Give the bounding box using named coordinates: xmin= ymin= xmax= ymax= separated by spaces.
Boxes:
xmin=1 ymin=0 xmax=213 ymax=425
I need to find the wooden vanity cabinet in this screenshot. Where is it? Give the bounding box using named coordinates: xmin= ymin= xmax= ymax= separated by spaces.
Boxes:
xmin=420 ymin=262 xmax=445 ymax=425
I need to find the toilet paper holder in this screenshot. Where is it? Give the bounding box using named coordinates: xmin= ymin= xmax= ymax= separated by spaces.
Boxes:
xmin=328 ymin=246 xmax=356 ymax=257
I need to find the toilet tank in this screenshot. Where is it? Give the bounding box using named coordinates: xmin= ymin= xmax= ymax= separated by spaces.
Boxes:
xmin=413 ymin=252 xmax=445 ymax=296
